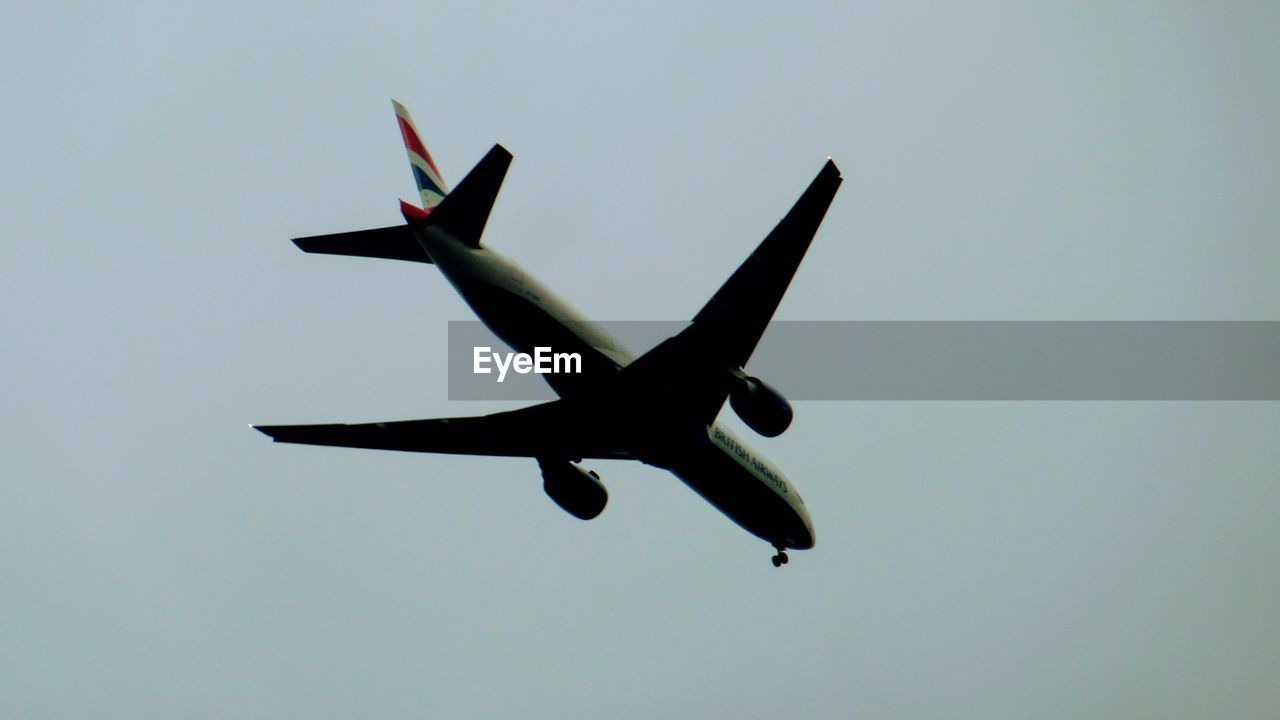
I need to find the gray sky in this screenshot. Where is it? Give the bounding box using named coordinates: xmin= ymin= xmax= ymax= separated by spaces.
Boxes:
xmin=3 ymin=1 xmax=1278 ymax=717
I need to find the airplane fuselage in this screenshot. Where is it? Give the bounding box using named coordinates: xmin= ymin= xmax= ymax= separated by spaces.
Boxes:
xmin=419 ymin=225 xmax=816 ymax=551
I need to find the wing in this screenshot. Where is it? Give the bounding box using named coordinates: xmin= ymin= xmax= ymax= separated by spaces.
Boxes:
xmin=619 ymin=159 xmax=842 ymax=426
xmin=690 ymin=159 xmax=842 ymax=369
xmin=253 ymin=399 xmax=630 ymax=460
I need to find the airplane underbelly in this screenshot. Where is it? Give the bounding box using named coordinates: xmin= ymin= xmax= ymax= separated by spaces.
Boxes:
xmin=668 ymin=445 xmax=814 ymax=550
xmin=454 ymin=279 xmax=623 ymax=397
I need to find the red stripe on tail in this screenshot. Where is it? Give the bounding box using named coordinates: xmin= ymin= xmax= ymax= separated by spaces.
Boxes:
xmin=396 ymin=117 xmax=444 ymax=179
xmin=400 ymin=199 xmax=433 ymax=225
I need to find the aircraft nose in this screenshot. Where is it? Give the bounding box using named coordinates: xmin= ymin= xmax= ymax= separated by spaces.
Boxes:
xmin=789 ymin=511 xmax=816 ymax=550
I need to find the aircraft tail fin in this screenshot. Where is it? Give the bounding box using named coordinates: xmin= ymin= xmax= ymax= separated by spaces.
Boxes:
xmin=392 ymin=99 xmax=450 ymax=210
xmin=425 ymin=143 xmax=512 ymax=248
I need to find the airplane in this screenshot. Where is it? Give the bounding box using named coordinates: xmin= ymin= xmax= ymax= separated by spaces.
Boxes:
xmin=254 ymin=100 xmax=842 ymax=567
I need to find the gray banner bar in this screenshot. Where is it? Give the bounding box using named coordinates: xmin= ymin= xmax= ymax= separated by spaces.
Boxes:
xmin=447 ymin=321 xmax=1280 ymax=400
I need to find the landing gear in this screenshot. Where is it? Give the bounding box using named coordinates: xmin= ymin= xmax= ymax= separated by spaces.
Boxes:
xmin=771 ymin=548 xmax=789 ymax=567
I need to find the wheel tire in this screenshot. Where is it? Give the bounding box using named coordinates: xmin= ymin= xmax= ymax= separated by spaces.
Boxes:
xmin=771 ymin=556 xmax=782 ymax=568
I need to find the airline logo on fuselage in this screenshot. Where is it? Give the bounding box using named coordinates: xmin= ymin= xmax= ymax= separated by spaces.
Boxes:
xmin=711 ymin=426 xmax=790 ymax=497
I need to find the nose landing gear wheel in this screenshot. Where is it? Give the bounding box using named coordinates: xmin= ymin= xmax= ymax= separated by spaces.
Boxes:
xmin=771 ymin=549 xmax=789 ymax=567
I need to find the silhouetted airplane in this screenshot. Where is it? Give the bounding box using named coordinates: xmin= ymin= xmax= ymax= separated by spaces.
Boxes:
xmin=254 ymin=101 xmax=841 ymax=567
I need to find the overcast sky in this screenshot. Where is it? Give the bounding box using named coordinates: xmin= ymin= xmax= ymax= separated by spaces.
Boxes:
xmin=2 ymin=2 xmax=1278 ymax=717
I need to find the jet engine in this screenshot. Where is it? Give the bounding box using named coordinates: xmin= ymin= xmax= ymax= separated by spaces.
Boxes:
xmin=729 ymin=376 xmax=794 ymax=437
xmin=538 ymin=459 xmax=608 ymax=520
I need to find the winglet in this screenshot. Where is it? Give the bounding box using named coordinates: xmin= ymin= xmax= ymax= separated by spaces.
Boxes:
xmin=425 ymin=144 xmax=512 ymax=248
xmin=392 ymin=99 xmax=450 ymax=209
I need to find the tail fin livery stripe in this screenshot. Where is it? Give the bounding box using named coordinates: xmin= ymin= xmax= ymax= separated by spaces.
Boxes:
xmin=400 ymin=199 xmax=432 ymax=224
xmin=395 ymin=116 xmax=436 ymax=170
xmin=396 ymin=118 xmax=447 ymax=189
xmin=392 ymin=99 xmax=450 ymax=209
xmin=411 ymin=164 xmax=446 ymax=203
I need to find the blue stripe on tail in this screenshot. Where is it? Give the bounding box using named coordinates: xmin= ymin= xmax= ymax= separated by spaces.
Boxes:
xmin=412 ymin=165 xmax=446 ymax=198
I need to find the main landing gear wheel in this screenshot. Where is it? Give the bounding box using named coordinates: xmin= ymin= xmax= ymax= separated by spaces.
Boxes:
xmin=771 ymin=549 xmax=789 ymax=567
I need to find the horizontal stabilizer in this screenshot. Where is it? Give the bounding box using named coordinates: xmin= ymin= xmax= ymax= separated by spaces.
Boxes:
xmin=427 ymin=144 xmax=512 ymax=248
xmin=291 ymin=225 xmax=432 ymax=263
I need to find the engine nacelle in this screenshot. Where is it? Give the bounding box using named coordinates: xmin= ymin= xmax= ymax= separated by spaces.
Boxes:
xmin=729 ymin=376 xmax=794 ymax=437
xmin=538 ymin=459 xmax=608 ymax=520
